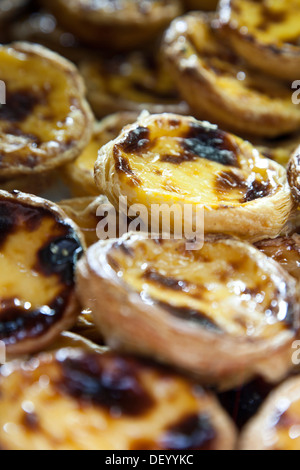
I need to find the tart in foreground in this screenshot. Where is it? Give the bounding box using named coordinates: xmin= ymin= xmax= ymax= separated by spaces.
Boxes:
xmin=0 ymin=190 xmax=84 ymax=356
xmin=0 ymin=348 xmax=237 ymax=450
xmin=76 ymin=233 xmax=300 ymax=389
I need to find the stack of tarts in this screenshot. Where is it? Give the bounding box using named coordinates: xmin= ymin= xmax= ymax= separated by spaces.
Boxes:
xmin=1 ymin=0 xmax=300 ymax=452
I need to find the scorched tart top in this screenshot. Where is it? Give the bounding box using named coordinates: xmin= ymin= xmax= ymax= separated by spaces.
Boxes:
xmin=76 ymin=232 xmax=300 ymax=388
xmin=95 ymin=112 xmax=293 ymax=242
xmin=0 ymin=42 xmax=93 ymax=178
xmin=0 ymin=349 xmax=237 ymax=450
xmin=0 ymin=190 xmax=84 ymax=356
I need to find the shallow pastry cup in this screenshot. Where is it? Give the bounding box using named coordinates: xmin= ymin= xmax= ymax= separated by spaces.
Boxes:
xmin=42 ymin=0 xmax=183 ymax=50
xmin=95 ymin=112 xmax=294 ymax=243
xmin=63 ymin=112 xmax=140 ymax=197
xmin=0 ymin=348 xmax=237 ymax=450
xmin=239 ymin=377 xmax=300 ymax=450
xmin=0 ymin=190 xmax=85 ymax=357
xmin=0 ymin=42 xmax=94 ymax=179
xmin=163 ymin=13 xmax=300 ymax=138
xmin=218 ymin=0 xmax=300 ymax=82
xmin=79 ymin=53 xmax=189 ymax=119
xmin=76 ymin=232 xmax=300 ymax=390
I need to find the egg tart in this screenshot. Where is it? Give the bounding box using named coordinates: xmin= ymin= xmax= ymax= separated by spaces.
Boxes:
xmin=0 ymin=190 xmax=84 ymax=356
xmin=76 ymin=232 xmax=300 ymax=389
xmin=218 ymin=0 xmax=300 ymax=82
xmin=95 ymin=112 xmax=293 ymax=243
xmin=0 ymin=42 xmax=94 ymax=179
xmin=0 ymin=348 xmax=237 ymax=450
xmin=163 ymin=13 xmax=300 ymax=137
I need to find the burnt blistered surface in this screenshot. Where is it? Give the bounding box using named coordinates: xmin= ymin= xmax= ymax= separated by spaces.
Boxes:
xmin=56 ymin=353 xmax=155 ymax=417
xmin=160 ymin=413 xmax=216 ymax=450
xmin=0 ymin=196 xmax=83 ymax=346
xmin=215 ymin=170 xmax=272 ymax=203
xmin=117 ymin=126 xmax=150 ymax=154
xmin=37 ymin=234 xmax=83 ymax=285
xmin=176 ymin=123 xmax=240 ymax=167
xmin=0 ymin=89 xmax=47 ymax=123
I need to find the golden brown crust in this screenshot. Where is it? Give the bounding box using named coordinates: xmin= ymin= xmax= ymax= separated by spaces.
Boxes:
xmin=218 ymin=0 xmax=300 ymax=81
xmin=76 ymin=232 xmax=300 ymax=390
xmin=95 ymin=112 xmax=294 ymax=243
xmin=0 ymin=348 xmax=237 ymax=450
xmin=0 ymin=42 xmax=94 ymax=179
xmin=239 ymin=377 xmax=300 ymax=450
xmin=42 ymin=0 xmax=183 ymax=50
xmin=0 ymin=190 xmax=85 ymax=357
xmin=163 ymin=13 xmax=300 ymax=137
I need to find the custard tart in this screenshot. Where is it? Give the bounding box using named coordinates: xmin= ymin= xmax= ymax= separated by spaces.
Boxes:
xmin=239 ymin=377 xmax=300 ymax=450
xmin=0 ymin=348 xmax=237 ymax=450
xmin=0 ymin=42 xmax=93 ymax=179
xmin=42 ymin=0 xmax=182 ymax=50
xmin=76 ymin=232 xmax=300 ymax=389
xmin=218 ymin=0 xmax=300 ymax=82
xmin=95 ymin=112 xmax=293 ymax=243
xmin=0 ymin=190 xmax=84 ymax=356
xmin=163 ymin=13 xmax=300 ymax=137
xmin=79 ymin=52 xmax=189 ymax=119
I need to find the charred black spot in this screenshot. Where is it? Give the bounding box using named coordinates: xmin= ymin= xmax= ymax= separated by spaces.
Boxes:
xmin=243 ymin=179 xmax=271 ymax=203
xmin=57 ymin=353 xmax=155 ymax=417
xmin=114 ymin=149 xmax=141 ymax=186
xmin=160 ymin=413 xmax=216 ymax=450
xmin=37 ymin=234 xmax=83 ymax=284
xmin=0 ymin=89 xmax=46 ymax=123
xmin=117 ymin=126 xmax=150 ymax=154
xmin=158 ymin=301 xmax=222 ymax=332
xmin=0 ymin=293 xmax=70 ymax=344
xmin=0 ymin=199 xmax=46 ymax=248
xmin=179 ymin=123 xmax=239 ymax=167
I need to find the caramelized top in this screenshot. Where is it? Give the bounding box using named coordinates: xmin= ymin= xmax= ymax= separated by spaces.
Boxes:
xmin=100 ymin=113 xmax=285 ymax=209
xmin=101 ymin=234 xmax=298 ymax=341
xmin=0 ymin=349 xmax=235 ymax=450
xmin=0 ymin=43 xmax=92 ymax=175
xmin=220 ymin=0 xmax=300 ymax=50
xmin=0 ymin=191 xmax=83 ymax=349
